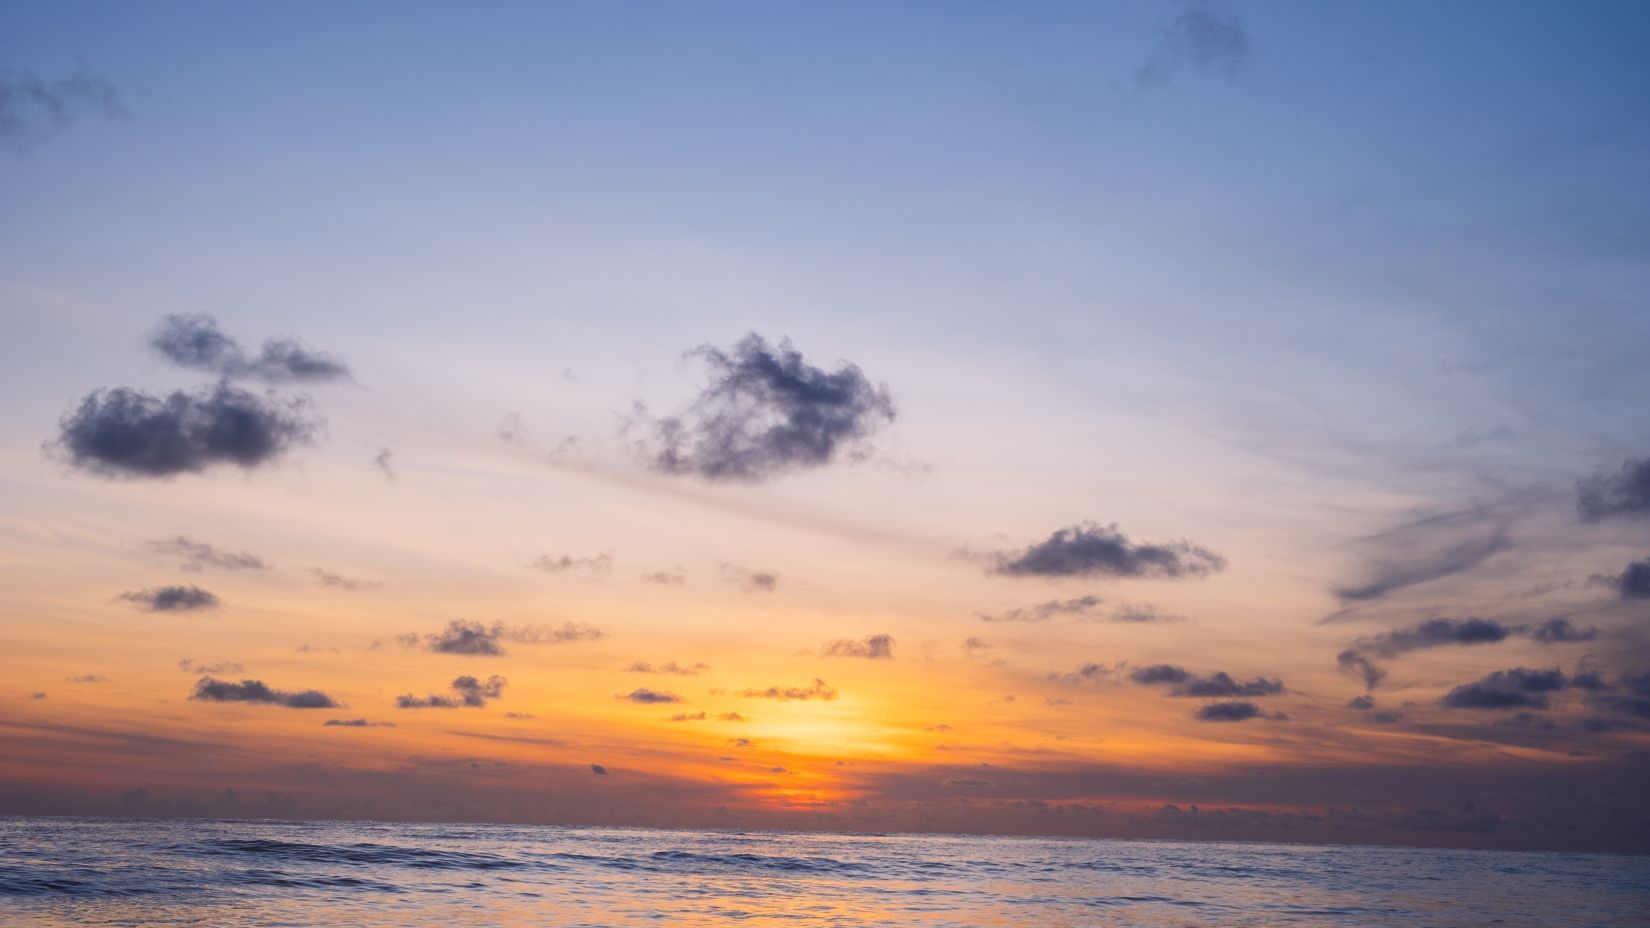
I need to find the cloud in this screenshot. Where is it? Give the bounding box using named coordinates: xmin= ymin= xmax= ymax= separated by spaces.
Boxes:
xmin=1605 ymin=558 xmax=1650 ymax=599
xmin=531 ymin=553 xmax=613 ymax=575
xmin=396 ymin=675 xmax=507 ymax=709
xmin=1347 ymin=695 xmax=1376 ymax=711
xmin=413 ymin=620 xmax=604 ymax=656
xmin=147 ymin=536 xmax=268 ymax=572
xmin=1330 ymin=507 xmax=1511 ymax=607
xmin=1441 ymin=668 xmax=1573 ymax=710
xmin=620 ymin=688 xmax=682 ymax=704
xmin=640 ymin=569 xmax=686 ymax=585
xmin=504 ymin=711 xmax=537 ymax=720
xmin=1577 ymin=457 xmax=1650 ymax=521
xmin=0 ymin=68 xmax=122 ymax=149
xmin=52 ymin=383 xmax=319 ymax=478
xmin=30 ymin=692 xmax=46 ymax=700
xmin=424 ymin=620 xmax=507 ymax=656
xmin=178 ymin=658 xmax=242 ymax=675
xmin=119 ymin=585 xmax=219 ymax=613
xmin=1136 ymin=9 xmax=1249 ymax=87
xmin=990 ymin=523 xmax=1225 ymax=580
xmin=191 ymin=677 xmax=339 ymax=709
xmin=311 ymin=568 xmax=380 ymax=591
xmin=668 ymin=712 xmax=745 ymax=722
xmin=721 ymin=563 xmax=778 ymax=592
xmin=1130 ymin=665 xmax=1284 ymax=697
xmin=979 ymin=595 xmax=1104 ymax=623
xmin=942 ymin=777 xmax=994 ymax=788
xmin=590 ymin=764 xmax=609 ymax=776
xmin=148 ymin=314 xmax=351 ymax=384
xmin=372 ymin=448 xmax=395 ymax=480
xmin=1194 ymin=701 xmax=1273 ymax=722
xmin=822 ymin=634 xmax=895 ymax=659
xmin=1106 ymin=602 xmax=1185 ymax=624
xmin=637 ymin=333 xmax=896 ymax=482
xmin=1047 ymin=662 xmax=1123 ymax=686
xmin=322 ymin=719 xmax=394 ymax=728
xmin=626 ymin=661 xmax=709 ymax=675
xmin=737 ymin=678 xmax=838 ymax=701
xmin=69 ymin=675 xmax=107 ymax=684
xmin=1531 ymin=617 xmax=1598 ymax=644
xmin=1587 ymin=672 xmax=1650 ymax=720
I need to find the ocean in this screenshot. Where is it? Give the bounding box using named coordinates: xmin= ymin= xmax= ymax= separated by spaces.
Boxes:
xmin=1 ymin=817 xmax=1645 ymax=926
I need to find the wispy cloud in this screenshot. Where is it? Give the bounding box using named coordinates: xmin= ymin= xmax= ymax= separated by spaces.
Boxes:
xmin=1136 ymin=9 xmax=1250 ymax=87
xmin=0 ymin=67 xmax=123 ymax=150
xmin=149 ymin=314 xmax=352 ymax=384
xmin=822 ymin=634 xmax=895 ymax=659
xmin=737 ymin=679 xmax=838 ymax=701
xmin=148 ymin=536 xmax=268 ymax=572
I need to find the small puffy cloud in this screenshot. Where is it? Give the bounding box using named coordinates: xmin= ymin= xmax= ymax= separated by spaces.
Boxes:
xmin=1195 ymin=701 xmax=1284 ymax=722
xmin=638 ymin=333 xmax=896 ymax=482
xmin=978 ymin=595 xmax=1103 ymax=623
xmin=590 ymin=764 xmax=609 ymax=776
xmin=149 ymin=314 xmax=352 ymax=384
xmin=721 ymin=563 xmax=778 ymax=592
xmin=30 ymin=691 xmax=47 ymax=700
xmin=990 ymin=523 xmax=1225 ymax=580
xmin=1346 ymin=695 xmax=1376 ymax=711
xmin=1047 ymin=662 xmax=1122 ymax=686
xmin=737 ymin=678 xmax=837 ymax=701
xmin=1130 ymin=665 xmax=1283 ymax=697
xmin=531 ymin=553 xmax=613 ymax=575
xmin=178 ymin=658 xmax=242 ymax=675
xmin=69 ymin=674 xmax=107 ymax=684
xmin=148 ymin=536 xmax=268 ymax=572
xmin=822 ymin=634 xmax=894 ymax=659
xmin=1608 ymin=558 xmax=1650 ymax=599
xmin=1531 ymin=617 xmax=1598 ymax=644
xmin=1441 ymin=668 xmax=1573 ymax=710
xmin=322 ymin=718 xmax=394 ymax=728
xmin=414 ymin=620 xmax=604 ymax=656
xmin=620 ymin=688 xmax=682 ymax=704
xmin=52 ymin=383 xmax=319 ymax=478
xmin=191 ymin=676 xmax=339 ymax=709
xmin=311 ymin=568 xmax=380 ymax=591
xmin=397 ymin=675 xmax=507 ymax=709
xmin=425 ymin=620 xmax=506 ymax=656
xmin=1577 ymin=457 xmax=1650 ymax=521
xmin=626 ymin=661 xmax=709 ymax=675
xmin=640 ymin=569 xmax=686 ymax=585
xmin=119 ymin=585 xmax=219 ymax=613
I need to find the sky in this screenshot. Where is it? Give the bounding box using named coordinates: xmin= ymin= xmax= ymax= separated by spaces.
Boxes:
xmin=2 ymin=0 xmax=1649 ymax=853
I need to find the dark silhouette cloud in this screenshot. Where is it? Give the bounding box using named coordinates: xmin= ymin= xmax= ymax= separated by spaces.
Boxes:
xmin=148 ymin=536 xmax=268 ymax=572
xmin=191 ymin=676 xmax=338 ymax=709
xmin=1332 ymin=508 xmax=1510 ymax=606
xmin=1441 ymin=668 xmax=1573 ymax=710
xmin=1608 ymin=558 xmax=1650 ymax=599
xmin=1129 ymin=664 xmax=1283 ymax=697
xmin=823 ymin=633 xmax=895 ymax=659
xmin=737 ymin=678 xmax=838 ymax=701
xmin=53 ymin=383 xmax=319 ymax=478
xmin=425 ymin=620 xmax=507 ymax=656
xmin=178 ymin=658 xmax=242 ymax=675
xmin=626 ymin=661 xmax=709 ymax=675
xmin=620 ymin=688 xmax=682 ymax=704
xmin=322 ymin=718 xmax=394 ymax=728
xmin=1129 ymin=664 xmax=1190 ymax=685
xmin=1195 ymin=701 xmax=1268 ymax=722
xmin=979 ymin=595 xmax=1103 ymax=623
xmin=149 ymin=314 xmax=352 ymax=384
xmin=119 ymin=585 xmax=219 ymax=613
xmin=639 ymin=333 xmax=895 ymax=482
xmin=1587 ymin=672 xmax=1650 ymax=720
xmin=413 ymin=620 xmax=604 ymax=656
xmin=311 ymin=568 xmax=380 ymax=591
xmin=1577 ymin=457 xmax=1650 ymax=521
xmin=1336 ymin=617 xmax=1517 ymax=689
xmin=990 ymin=523 xmax=1225 ymax=580
xmin=531 ymin=553 xmax=613 ymax=575
xmin=1336 ymin=651 xmax=1387 ymax=691
xmin=590 ymin=763 xmax=609 ymax=776
xmin=397 ymin=675 xmax=507 ymax=709
xmin=1347 ymin=695 xmax=1376 ymax=711
xmin=721 ymin=563 xmax=778 ymax=592
xmin=0 ymin=68 xmax=122 ymax=149
xmin=1531 ymin=617 xmax=1598 ymax=644
xmin=1136 ymin=9 xmax=1250 ymax=87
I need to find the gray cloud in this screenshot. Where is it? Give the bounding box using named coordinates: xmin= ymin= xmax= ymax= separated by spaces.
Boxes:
xmin=1339 ymin=616 xmax=1596 ymax=690
xmin=149 ymin=314 xmax=352 ymax=384
xmin=620 ymin=688 xmax=682 ymax=704
xmin=531 ymin=553 xmax=613 ymax=575
xmin=0 ymin=68 xmax=122 ymax=149
xmin=372 ymin=448 xmax=395 ymax=480
xmin=418 ymin=620 xmax=605 ymax=656
xmin=737 ymin=678 xmax=838 ymax=701
xmin=626 ymin=661 xmax=709 ymax=675
xmin=1331 ymin=508 xmax=1511 ymax=606
xmin=979 ymin=595 xmax=1103 ymax=623
xmin=119 ymin=585 xmax=219 ymax=613
xmin=1136 ymin=9 xmax=1250 ymax=87
xmin=148 ymin=536 xmax=268 ymax=572
xmin=396 ymin=675 xmax=507 ymax=709
xmin=1047 ymin=662 xmax=1122 ymax=686
xmin=322 ymin=718 xmax=394 ymax=728
xmin=639 ymin=333 xmax=895 ymax=482
xmin=1130 ymin=665 xmax=1284 ymax=698
xmin=1587 ymin=672 xmax=1650 ymax=720
xmin=990 ymin=523 xmax=1225 ymax=580
xmin=191 ymin=676 xmax=339 ymax=709
xmin=640 ymin=569 xmax=686 ymax=585
xmin=668 ymin=712 xmax=745 ymax=722
xmin=1441 ymin=668 xmax=1574 ymax=710
xmin=178 ymin=658 xmax=242 ymax=675
xmin=1195 ymin=701 xmax=1274 ymax=722
xmin=1577 ymin=457 xmax=1650 ymax=521
xmin=1531 ymin=617 xmax=1598 ymax=644
xmin=1608 ymin=558 xmax=1650 ymax=599
xmin=721 ymin=563 xmax=778 ymax=592
xmin=1106 ymin=602 xmax=1185 ymax=624
xmin=590 ymin=763 xmax=609 ymax=776
xmin=53 ymin=383 xmax=319 ymax=478
xmin=822 ymin=633 xmax=895 ymax=659
xmin=69 ymin=674 xmax=107 ymax=684
xmin=311 ymin=568 xmax=380 ymax=591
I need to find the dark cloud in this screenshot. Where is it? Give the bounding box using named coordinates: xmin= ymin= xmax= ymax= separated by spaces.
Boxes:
xmin=979 ymin=595 xmax=1103 ymax=623
xmin=1587 ymin=672 xmax=1650 ymax=720
xmin=191 ymin=676 xmax=339 ymax=709
xmin=626 ymin=661 xmax=709 ymax=675
xmin=1441 ymin=668 xmax=1572 ymax=710
xmin=1347 ymin=695 xmax=1376 ymax=711
xmin=119 ymin=585 xmax=219 ymax=613
xmin=149 ymin=314 xmax=351 ymax=384
xmin=638 ymin=333 xmax=896 ymax=482
xmin=620 ymin=688 xmax=682 ymax=704
xmin=372 ymin=448 xmax=395 ymax=480
xmin=1577 ymin=457 xmax=1650 ymax=521
xmin=1129 ymin=664 xmax=1189 ymax=685
xmin=0 ymin=68 xmax=122 ymax=149
xmin=414 ymin=620 xmax=604 ymax=656
xmin=1531 ymin=617 xmax=1598 ymax=644
xmin=148 ymin=536 xmax=268 ymax=572
xmin=69 ymin=675 xmax=107 ymax=684
xmin=1129 ymin=664 xmax=1283 ymax=697
xmin=1195 ymin=701 xmax=1271 ymax=722
xmin=1136 ymin=9 xmax=1250 ymax=87
xmin=990 ymin=523 xmax=1225 ymax=580
xmin=311 ymin=568 xmax=380 ymax=591
xmin=531 ymin=553 xmax=613 ymax=575
xmin=178 ymin=658 xmax=242 ymax=675
xmin=1331 ymin=508 xmax=1510 ymax=606
xmin=822 ymin=634 xmax=895 ymax=659
xmin=640 ymin=569 xmax=686 ymax=585
xmin=1336 ymin=651 xmax=1386 ymax=691
xmin=425 ymin=620 xmax=507 ymax=656
xmin=1607 ymin=558 xmax=1650 ymax=599
xmin=590 ymin=764 xmax=609 ymax=776
xmin=942 ymin=777 xmax=994 ymax=788
xmin=1336 ymin=617 xmax=1517 ymax=690
xmin=721 ymin=563 xmax=778 ymax=592
xmin=30 ymin=692 xmax=47 ymax=700
xmin=53 ymin=383 xmax=319 ymax=478
xmin=322 ymin=719 xmax=394 ymax=728
xmin=737 ymin=678 xmax=838 ymax=701
xmin=396 ymin=675 xmax=507 ymax=709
